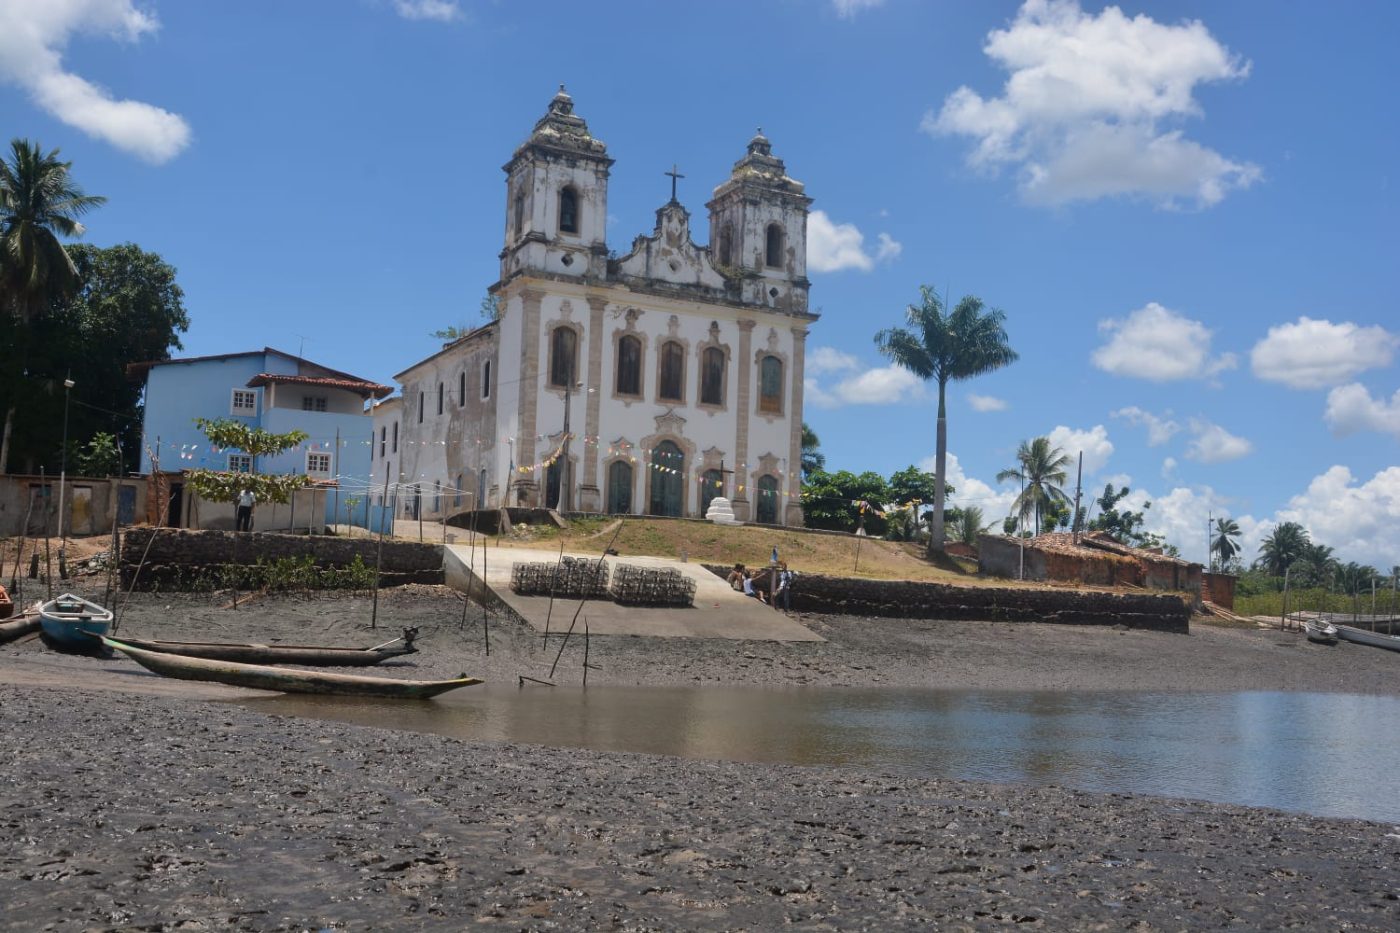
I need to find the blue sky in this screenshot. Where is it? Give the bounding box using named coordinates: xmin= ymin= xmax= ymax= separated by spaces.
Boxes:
xmin=2 ymin=0 xmax=1397 ymax=568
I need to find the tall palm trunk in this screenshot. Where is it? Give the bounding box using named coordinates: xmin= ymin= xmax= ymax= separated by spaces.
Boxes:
xmin=929 ymin=377 xmax=948 ymax=554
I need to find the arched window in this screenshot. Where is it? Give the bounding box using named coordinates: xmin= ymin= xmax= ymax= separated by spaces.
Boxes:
xmin=701 ymin=468 xmax=723 ymax=516
xmin=765 ymin=223 xmax=784 ymax=268
xmin=659 ymin=340 xmax=684 ymax=402
xmin=756 ymin=475 xmax=779 ymax=524
xmin=717 ymin=224 xmax=733 ymax=266
xmin=607 ymin=460 xmax=633 ymax=514
xmin=559 ymin=186 xmax=579 ymax=234
xmin=550 ymin=326 xmax=578 ymax=388
xmin=482 ymin=360 xmax=491 ymax=399
xmin=616 ymin=334 xmax=642 ymax=396
xmin=649 ymin=441 xmax=683 ymax=517
xmin=700 ymin=346 xmax=725 ymax=406
xmin=545 ymin=458 xmax=562 ymax=509
xmin=759 ymin=355 xmax=783 ymax=413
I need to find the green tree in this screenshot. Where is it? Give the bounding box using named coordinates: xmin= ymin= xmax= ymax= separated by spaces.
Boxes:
xmin=800 ymin=422 xmax=825 ymax=479
xmin=997 ymin=436 xmax=1073 ymax=536
xmin=1293 ymin=540 xmax=1337 ymax=588
xmin=0 ymin=139 xmax=105 ymax=473
xmin=800 ymin=469 xmax=891 ymax=535
xmin=183 ymin=418 xmax=311 ymax=506
xmin=887 ymin=464 xmax=940 ymax=508
xmin=875 ymin=285 xmax=1017 ymax=554
xmin=75 ymin=432 xmax=122 ymax=477
xmin=1211 ymin=517 xmax=1241 ymax=572
xmin=948 ymin=505 xmax=990 ymax=547
xmin=1086 ymin=483 xmax=1158 ymax=548
xmin=1256 ymin=521 xmax=1309 ymax=576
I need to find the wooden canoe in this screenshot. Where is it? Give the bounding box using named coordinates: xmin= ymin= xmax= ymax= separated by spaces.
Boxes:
xmin=101 ymin=636 xmax=482 ymax=699
xmin=1334 ymin=624 xmax=1400 ymax=653
xmin=110 ymin=627 xmax=419 ymax=666
xmin=0 ymin=608 xmax=40 ymax=645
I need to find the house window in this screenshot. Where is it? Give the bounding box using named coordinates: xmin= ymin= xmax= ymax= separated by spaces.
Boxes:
xmin=717 ymin=224 xmax=733 ymax=266
xmin=549 ymin=326 xmax=578 ymax=388
xmin=482 ymin=360 xmax=492 ymax=399
xmin=437 ymin=382 xmax=444 ymax=415
xmin=392 ymin=421 xmax=398 ymax=453
xmin=700 ymin=346 xmax=725 ymax=406
xmin=659 ymin=340 xmax=684 ymax=402
xmin=756 ymin=475 xmax=779 ymax=524
xmin=459 ymin=372 xmax=465 ymax=407
xmin=616 ymin=334 xmax=642 ymax=396
xmin=228 ymin=453 xmax=252 ymax=473
xmin=559 ymin=186 xmax=579 ymax=234
xmin=306 ymin=452 xmax=331 ymax=476
xmin=302 ymin=396 xmax=327 ymax=412
xmin=231 ymin=389 xmax=256 ymax=416
xmin=418 ymin=391 xmax=424 ymax=423
xmin=759 ymin=355 xmax=783 ymax=413
xmin=379 ymin=426 xmax=386 ymax=458
xmin=765 ymin=223 xmax=784 ymax=268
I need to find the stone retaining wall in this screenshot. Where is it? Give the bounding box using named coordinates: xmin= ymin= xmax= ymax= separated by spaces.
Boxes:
xmin=120 ymin=527 xmax=444 ymax=590
xmin=704 ymin=565 xmax=1189 ymax=632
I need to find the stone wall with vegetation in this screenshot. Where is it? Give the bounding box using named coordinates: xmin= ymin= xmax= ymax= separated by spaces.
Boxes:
xmin=119 ymin=527 xmax=444 ymax=590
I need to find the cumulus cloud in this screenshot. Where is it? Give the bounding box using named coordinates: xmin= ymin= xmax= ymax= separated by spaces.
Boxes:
xmin=831 ymin=0 xmax=885 ymax=19
xmin=1274 ymin=466 xmax=1400 ymax=566
xmin=924 ymin=0 xmax=1259 ymax=208
xmin=1325 ymin=383 xmax=1400 ymax=439
xmin=0 ymin=0 xmax=191 ymax=163
xmin=393 ymin=0 xmax=462 ymax=21
xmin=1184 ymin=418 xmax=1252 ymax=463
xmin=806 ymin=363 xmax=927 ymax=408
xmin=806 ymin=210 xmax=901 ymax=273
xmin=1161 ymin=457 xmax=1178 ymax=480
xmin=1113 ymin=405 xmax=1181 ymax=445
xmin=1092 ymin=303 xmax=1237 ymax=382
xmin=917 ymin=451 xmax=1021 ymax=521
xmin=1047 ymin=424 xmax=1113 ymax=474
xmin=806 ymin=346 xmax=860 ymax=376
xmin=1250 ymin=317 xmax=1398 ymax=389
xmin=967 ymin=394 xmax=1008 ymax=412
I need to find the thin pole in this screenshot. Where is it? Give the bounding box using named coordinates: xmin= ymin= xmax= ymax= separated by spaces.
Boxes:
xmin=41 ymin=467 xmax=53 ymax=600
xmin=371 ymin=472 xmax=390 ymax=630
xmin=103 ymin=520 xmax=119 ymax=607
xmin=1018 ymin=470 xmax=1026 ymax=581
xmin=549 ymin=519 xmax=623 ymax=679
xmin=10 ymin=491 xmax=33 ymax=597
xmin=1071 ymin=451 xmax=1083 ymax=544
xmin=57 ymin=375 xmax=73 ymax=550
xmin=1280 ymin=565 xmax=1290 ymax=630
xmin=543 ymin=536 xmax=565 ymax=648
xmin=332 ymin=427 xmax=340 ymax=534
xmin=582 ymin=617 xmax=589 ymax=687
xmin=1206 ymin=511 xmax=1213 ymax=574
xmin=481 ymin=537 xmax=489 ymax=654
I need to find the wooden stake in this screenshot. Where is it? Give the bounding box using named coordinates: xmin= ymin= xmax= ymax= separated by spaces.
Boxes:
xmin=371 ymin=472 xmax=390 ymax=630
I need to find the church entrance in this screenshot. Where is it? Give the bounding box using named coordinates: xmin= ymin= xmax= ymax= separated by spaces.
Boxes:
xmin=649 ymin=441 xmax=683 ymax=517
xmin=700 ymin=468 xmax=723 ymax=517
xmin=756 ymin=474 xmax=779 ymax=524
xmin=607 ymin=461 xmax=633 ymax=514
xmin=545 ymin=460 xmax=562 ymax=510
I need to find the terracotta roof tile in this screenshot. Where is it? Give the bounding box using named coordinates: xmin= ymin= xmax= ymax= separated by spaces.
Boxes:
xmin=246 ymin=373 xmax=393 ymax=399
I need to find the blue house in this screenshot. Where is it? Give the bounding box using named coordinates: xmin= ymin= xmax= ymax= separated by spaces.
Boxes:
xmin=128 ymin=348 xmax=390 ymax=526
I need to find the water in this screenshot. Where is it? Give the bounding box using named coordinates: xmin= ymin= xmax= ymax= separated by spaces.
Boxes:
xmin=238 ymin=686 xmax=1400 ymax=824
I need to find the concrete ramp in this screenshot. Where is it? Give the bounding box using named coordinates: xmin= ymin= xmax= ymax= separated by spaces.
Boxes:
xmin=444 ymin=545 xmax=822 ymax=642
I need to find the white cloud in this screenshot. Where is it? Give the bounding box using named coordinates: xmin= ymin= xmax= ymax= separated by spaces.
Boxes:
xmin=1161 ymin=457 xmax=1177 ymax=480
xmin=924 ymin=0 xmax=1259 ymax=208
xmin=1184 ymin=418 xmax=1252 ymax=464
xmin=393 ymin=0 xmax=461 ymax=21
xmin=806 ymin=210 xmax=901 ymax=273
xmin=1325 ymin=383 xmax=1400 ymax=439
xmin=1274 ymin=466 xmax=1400 ymax=567
xmin=968 ymin=393 xmax=1007 ymax=412
xmin=1250 ymin=317 xmax=1398 ymax=389
xmin=1093 ymin=302 xmax=1237 ymax=382
xmin=918 ymin=451 xmax=1021 ymax=521
xmin=806 ymin=364 xmax=927 ymax=409
xmin=1113 ymin=405 xmax=1181 ymax=445
xmin=1047 ymin=424 xmax=1113 ymax=474
xmin=806 ymin=346 xmax=860 ymax=376
xmin=0 ymin=0 xmax=191 ymax=163
xmin=831 ymin=0 xmax=885 ymax=19
xmin=802 ymin=377 xmax=839 ymax=410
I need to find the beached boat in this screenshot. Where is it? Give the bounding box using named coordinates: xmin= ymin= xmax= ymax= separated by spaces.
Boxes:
xmin=110 ymin=627 xmax=419 ymax=667
xmin=39 ymin=593 xmax=114 ymax=650
xmin=0 ymin=607 xmax=41 ymax=644
xmin=1303 ymin=618 xmax=1338 ymax=645
xmin=1334 ymin=624 xmax=1400 ymax=653
xmin=101 ymin=636 xmax=482 ymax=699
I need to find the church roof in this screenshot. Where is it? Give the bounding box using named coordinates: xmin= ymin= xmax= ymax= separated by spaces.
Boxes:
xmin=511 ymin=85 xmax=610 ymax=163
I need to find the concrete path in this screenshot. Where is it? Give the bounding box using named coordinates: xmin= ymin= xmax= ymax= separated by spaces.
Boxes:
xmin=444 ymin=545 xmax=822 ymax=642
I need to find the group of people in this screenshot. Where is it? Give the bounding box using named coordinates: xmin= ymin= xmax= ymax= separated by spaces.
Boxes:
xmin=727 ymin=561 xmax=793 ymax=610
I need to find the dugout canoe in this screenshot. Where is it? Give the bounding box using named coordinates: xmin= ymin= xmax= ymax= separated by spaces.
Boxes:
xmin=1334 ymin=624 xmax=1400 ymax=653
xmin=101 ymin=636 xmax=481 ymax=699
xmin=0 ymin=607 xmax=40 ymax=644
xmin=110 ymin=627 xmax=419 ymax=666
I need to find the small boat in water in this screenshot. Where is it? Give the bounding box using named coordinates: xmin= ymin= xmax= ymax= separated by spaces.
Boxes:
xmin=110 ymin=627 xmax=419 ymax=667
xmin=39 ymin=593 xmax=114 ymax=651
xmin=1334 ymin=624 xmax=1400 ymax=653
xmin=1303 ymin=618 xmax=1338 ymax=644
xmin=101 ymin=636 xmax=481 ymax=699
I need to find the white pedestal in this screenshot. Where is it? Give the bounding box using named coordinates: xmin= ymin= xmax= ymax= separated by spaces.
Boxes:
xmin=705 ymin=496 xmax=742 ymax=525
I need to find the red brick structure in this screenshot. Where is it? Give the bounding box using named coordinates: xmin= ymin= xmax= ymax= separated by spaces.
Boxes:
xmin=1202 ymin=572 xmax=1237 ymax=610
xmin=979 ymin=531 xmax=1203 ymax=598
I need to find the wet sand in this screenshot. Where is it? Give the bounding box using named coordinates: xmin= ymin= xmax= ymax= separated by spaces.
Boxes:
xmin=2 ymin=586 xmax=1398 ymax=929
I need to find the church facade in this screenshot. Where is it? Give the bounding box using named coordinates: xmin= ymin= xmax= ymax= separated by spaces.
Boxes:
xmin=373 ymin=88 xmax=816 ymax=525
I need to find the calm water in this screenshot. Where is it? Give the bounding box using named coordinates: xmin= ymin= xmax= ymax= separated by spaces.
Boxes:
xmin=238 ymin=687 xmax=1400 ymax=824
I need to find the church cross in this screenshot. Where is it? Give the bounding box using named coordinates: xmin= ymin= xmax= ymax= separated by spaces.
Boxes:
xmin=665 ymin=164 xmax=685 ymax=203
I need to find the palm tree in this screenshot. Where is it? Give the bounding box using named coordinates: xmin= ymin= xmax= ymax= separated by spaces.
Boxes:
xmin=800 ymin=422 xmax=825 ymax=480
xmin=1256 ymin=521 xmax=1309 ymax=576
xmin=1211 ymin=517 xmax=1241 ymax=572
xmin=1295 ymin=541 xmax=1337 ymax=589
xmin=876 ymin=286 xmax=1017 ymax=553
xmin=996 ymin=437 xmax=1072 ymax=537
xmin=949 ymin=505 xmax=990 ymax=547
xmin=0 ymin=139 xmax=105 ymax=473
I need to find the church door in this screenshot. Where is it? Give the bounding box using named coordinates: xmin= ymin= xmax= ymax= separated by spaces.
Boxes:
xmin=649 ymin=441 xmax=683 ymax=517
xmin=607 ymin=461 xmax=633 ymax=514
xmin=545 ymin=459 xmax=562 ymax=510
xmin=756 ymin=475 xmax=779 ymax=524
xmin=700 ymin=468 xmax=723 ymax=516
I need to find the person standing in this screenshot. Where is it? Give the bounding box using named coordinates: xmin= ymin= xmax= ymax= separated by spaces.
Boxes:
xmin=235 ymin=488 xmax=256 ymax=532
xmin=775 ymin=562 xmax=792 ymax=611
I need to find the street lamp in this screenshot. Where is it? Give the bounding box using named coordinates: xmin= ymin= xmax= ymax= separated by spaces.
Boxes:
xmin=57 ymin=375 xmax=75 ymax=548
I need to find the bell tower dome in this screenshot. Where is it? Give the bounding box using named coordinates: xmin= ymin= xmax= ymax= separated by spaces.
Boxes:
xmin=500 ymin=86 xmax=614 ymax=283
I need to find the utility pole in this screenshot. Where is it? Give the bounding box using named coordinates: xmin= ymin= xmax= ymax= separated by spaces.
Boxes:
xmin=57 ymin=375 xmax=74 ymax=551
xmin=1207 ymin=510 xmax=1213 ymax=573
xmin=1071 ymin=451 xmax=1083 ymax=543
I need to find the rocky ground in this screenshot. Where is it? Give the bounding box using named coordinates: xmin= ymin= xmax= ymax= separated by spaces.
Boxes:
xmin=2 ymin=584 xmax=1398 ymax=930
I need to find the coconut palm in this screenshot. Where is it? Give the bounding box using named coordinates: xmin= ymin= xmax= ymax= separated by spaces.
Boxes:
xmin=1256 ymin=521 xmax=1309 ymax=576
xmin=949 ymin=505 xmax=990 ymax=547
xmin=875 ymin=286 xmax=1017 ymax=553
xmin=996 ymin=437 xmax=1073 ymax=537
xmin=1211 ymin=517 xmax=1241 ymax=571
xmin=1294 ymin=541 xmax=1337 ymax=589
xmin=0 ymin=139 xmax=105 ymax=473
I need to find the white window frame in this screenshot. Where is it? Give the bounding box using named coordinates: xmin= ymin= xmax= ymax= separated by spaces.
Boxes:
xmin=231 ymin=389 xmax=257 ymax=416
xmin=228 ymin=453 xmax=252 ymax=473
xmin=306 ymin=451 xmax=332 ymax=476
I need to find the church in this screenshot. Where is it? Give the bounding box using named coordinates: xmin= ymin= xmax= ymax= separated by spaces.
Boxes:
xmin=373 ymin=87 xmax=817 ymax=525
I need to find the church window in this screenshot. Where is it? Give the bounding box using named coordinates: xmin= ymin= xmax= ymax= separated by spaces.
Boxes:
xmin=482 ymin=360 xmax=492 ymax=399
xmin=559 ymin=186 xmax=579 ymax=234
xmin=418 ymin=391 xmax=424 ymax=423
xmin=759 ymin=355 xmax=783 ymax=413
xmin=649 ymin=441 xmax=683 ymax=517
xmin=607 ymin=461 xmax=633 ymax=514
xmin=549 ymin=326 xmax=578 ymax=388
xmin=659 ymin=340 xmax=684 ymax=402
xmin=392 ymin=421 xmax=398 ymax=453
xmin=756 ymin=475 xmax=779 ymax=524
xmin=437 ymin=382 xmax=444 ymax=415
xmin=616 ymin=335 xmax=642 ymax=396
xmin=513 ymin=191 xmax=525 ymax=238
xmin=700 ymin=346 xmax=725 ymax=406
xmin=458 ymin=372 xmax=465 ymax=407
xmin=765 ymin=223 xmax=785 ymax=268
xmin=701 ymin=468 xmax=723 ymax=516
xmin=379 ymin=426 xmax=386 ymax=459
xmin=718 ymin=224 xmax=733 ymax=266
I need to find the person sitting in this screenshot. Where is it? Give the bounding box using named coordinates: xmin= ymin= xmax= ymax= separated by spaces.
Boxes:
xmin=742 ymin=570 xmax=767 ymax=603
xmin=727 ymin=563 xmax=747 ymax=591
